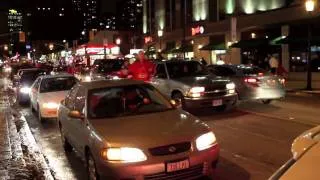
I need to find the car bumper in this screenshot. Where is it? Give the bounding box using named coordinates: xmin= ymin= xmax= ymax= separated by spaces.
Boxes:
xmin=184 ymin=94 xmax=238 ymax=109
xmin=40 ymin=108 xmax=58 ymax=118
xmin=240 ymin=88 xmax=286 ymax=100
xmin=96 ymin=145 xmax=219 ymax=180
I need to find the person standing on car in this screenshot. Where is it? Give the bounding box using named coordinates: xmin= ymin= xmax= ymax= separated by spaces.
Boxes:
xmin=128 ymin=51 xmax=155 ymax=82
xmin=269 ymin=54 xmax=279 ymax=74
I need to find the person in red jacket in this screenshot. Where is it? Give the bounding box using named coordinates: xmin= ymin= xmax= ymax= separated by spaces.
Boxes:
xmin=128 ymin=51 xmax=155 ymax=82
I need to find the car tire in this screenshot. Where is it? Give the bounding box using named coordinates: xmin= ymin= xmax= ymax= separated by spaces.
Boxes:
xmin=261 ymin=99 xmax=272 ymax=104
xmin=86 ymin=150 xmax=100 ymax=180
xmin=172 ymin=92 xmax=185 ymax=109
xmin=37 ymin=104 xmax=45 ymax=123
xmin=59 ymin=124 xmax=73 ymax=153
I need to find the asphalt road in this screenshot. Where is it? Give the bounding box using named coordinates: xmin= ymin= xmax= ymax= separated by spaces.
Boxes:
xmin=18 ymin=93 xmax=317 ymax=180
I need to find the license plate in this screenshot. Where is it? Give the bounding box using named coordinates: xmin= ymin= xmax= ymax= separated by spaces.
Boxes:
xmin=212 ymin=99 xmax=223 ymax=106
xmin=166 ymin=159 xmax=190 ymax=173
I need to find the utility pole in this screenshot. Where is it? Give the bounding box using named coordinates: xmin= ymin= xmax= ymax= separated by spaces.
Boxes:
xmin=183 ymin=0 xmax=187 ymax=59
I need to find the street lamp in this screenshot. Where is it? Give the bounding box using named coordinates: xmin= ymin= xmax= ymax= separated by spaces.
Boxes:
xmin=305 ymin=0 xmax=315 ymax=90
xmin=157 ymin=29 xmax=163 ymax=52
xmin=49 ymin=43 xmax=54 ymax=51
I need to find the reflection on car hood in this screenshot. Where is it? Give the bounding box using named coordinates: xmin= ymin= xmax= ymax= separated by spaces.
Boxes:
xmin=281 ymin=143 xmax=320 ymax=180
xmin=89 ymin=109 xmax=211 ymax=148
xmin=174 ymin=74 xmax=230 ymax=86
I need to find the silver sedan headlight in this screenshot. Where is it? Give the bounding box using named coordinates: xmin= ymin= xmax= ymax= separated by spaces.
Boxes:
xmin=226 ymin=83 xmax=236 ymax=94
xmin=196 ymin=132 xmax=217 ymax=151
xmin=20 ymin=87 xmax=31 ymax=94
xmin=101 ymin=147 xmax=147 ymax=163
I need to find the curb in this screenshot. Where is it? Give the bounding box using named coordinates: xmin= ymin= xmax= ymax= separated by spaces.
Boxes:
xmin=10 ymin=107 xmax=55 ymax=180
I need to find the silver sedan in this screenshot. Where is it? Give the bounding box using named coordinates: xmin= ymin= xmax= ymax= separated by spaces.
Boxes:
xmin=207 ymin=64 xmax=286 ymax=104
xmin=58 ymin=79 xmax=219 ymax=180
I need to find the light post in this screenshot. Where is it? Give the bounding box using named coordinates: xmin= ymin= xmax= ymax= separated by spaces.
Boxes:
xmin=157 ymin=29 xmax=163 ymax=52
xmin=305 ymin=0 xmax=315 ymax=90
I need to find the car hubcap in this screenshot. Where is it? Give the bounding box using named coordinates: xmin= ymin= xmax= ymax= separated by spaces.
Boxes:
xmin=88 ymin=156 xmax=97 ymax=180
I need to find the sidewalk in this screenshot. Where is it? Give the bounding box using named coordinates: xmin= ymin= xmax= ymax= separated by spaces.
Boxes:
xmin=285 ymin=80 xmax=320 ymax=96
xmin=0 ymin=78 xmax=54 ymax=180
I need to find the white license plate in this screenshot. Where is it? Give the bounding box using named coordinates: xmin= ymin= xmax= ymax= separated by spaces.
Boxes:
xmin=166 ymin=159 xmax=190 ymax=173
xmin=212 ymin=99 xmax=223 ymax=106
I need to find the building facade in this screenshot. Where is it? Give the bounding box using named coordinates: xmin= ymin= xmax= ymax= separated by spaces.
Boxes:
xmin=72 ymin=0 xmax=98 ymax=30
xmin=143 ymin=0 xmax=320 ymax=75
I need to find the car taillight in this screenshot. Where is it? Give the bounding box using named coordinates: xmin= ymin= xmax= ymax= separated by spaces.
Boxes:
xmin=244 ymin=78 xmax=260 ymax=86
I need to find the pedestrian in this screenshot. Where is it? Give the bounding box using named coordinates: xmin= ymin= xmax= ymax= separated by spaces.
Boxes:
xmin=200 ymin=58 xmax=207 ymax=66
xmin=269 ymin=54 xmax=279 ymax=74
xmin=128 ymin=51 xmax=155 ymax=82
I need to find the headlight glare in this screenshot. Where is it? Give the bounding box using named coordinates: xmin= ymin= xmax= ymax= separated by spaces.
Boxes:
xmin=188 ymin=87 xmax=205 ymax=98
xmin=226 ymin=83 xmax=236 ymax=90
xmin=43 ymin=102 xmax=59 ymax=109
xmin=20 ymin=87 xmax=31 ymax=94
xmin=196 ymin=132 xmax=217 ymax=151
xmin=84 ymin=76 xmax=92 ymax=82
xmin=103 ymin=147 xmax=147 ymax=162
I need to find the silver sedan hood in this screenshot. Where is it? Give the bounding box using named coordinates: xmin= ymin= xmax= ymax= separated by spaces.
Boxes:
xmin=89 ymin=109 xmax=211 ymax=149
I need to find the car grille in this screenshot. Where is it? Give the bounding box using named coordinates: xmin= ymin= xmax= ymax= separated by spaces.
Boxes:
xmin=205 ymin=83 xmax=226 ymax=91
xmin=149 ymin=142 xmax=191 ymax=156
xmin=204 ymin=91 xmax=227 ymax=97
xmin=144 ymin=164 xmax=204 ymax=180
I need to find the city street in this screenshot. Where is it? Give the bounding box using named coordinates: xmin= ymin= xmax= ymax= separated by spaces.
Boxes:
xmin=14 ymin=90 xmax=318 ymax=180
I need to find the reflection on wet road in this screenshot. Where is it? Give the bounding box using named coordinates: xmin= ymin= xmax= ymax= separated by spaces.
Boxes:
xmin=21 ymin=107 xmax=87 ymax=180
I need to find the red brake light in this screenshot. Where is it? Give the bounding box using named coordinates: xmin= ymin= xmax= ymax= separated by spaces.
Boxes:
xmin=244 ymin=78 xmax=258 ymax=83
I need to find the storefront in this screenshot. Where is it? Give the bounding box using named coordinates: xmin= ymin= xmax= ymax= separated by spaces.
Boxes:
xmin=76 ymin=44 xmax=120 ymax=65
xmin=200 ymin=35 xmax=227 ymax=64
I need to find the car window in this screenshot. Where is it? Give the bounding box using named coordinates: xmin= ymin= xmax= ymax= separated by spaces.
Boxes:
xmin=65 ymin=85 xmax=80 ymax=110
xmin=211 ymin=66 xmax=236 ymax=76
xmin=238 ymin=66 xmax=269 ymax=76
xmin=40 ymin=77 xmax=77 ymax=93
xmin=166 ymin=61 xmax=208 ymax=78
xmin=74 ymin=86 xmax=86 ymax=113
xmin=155 ymin=64 xmax=167 ymax=78
xmin=88 ymin=84 xmax=174 ymax=119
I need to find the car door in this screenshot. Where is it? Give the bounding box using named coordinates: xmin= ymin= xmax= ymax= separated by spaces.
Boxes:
xmin=68 ymin=85 xmax=87 ymax=156
xmin=150 ymin=63 xmax=170 ymax=97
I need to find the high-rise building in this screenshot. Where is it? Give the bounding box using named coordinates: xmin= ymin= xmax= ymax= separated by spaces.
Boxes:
xmin=72 ymin=0 xmax=98 ymax=30
xmin=98 ymin=12 xmax=116 ymax=30
xmin=8 ymin=9 xmax=23 ymax=33
xmin=117 ymin=0 xmax=143 ymax=31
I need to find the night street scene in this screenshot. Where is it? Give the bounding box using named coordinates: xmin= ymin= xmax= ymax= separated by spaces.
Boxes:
xmin=1 ymin=0 xmax=320 ymax=180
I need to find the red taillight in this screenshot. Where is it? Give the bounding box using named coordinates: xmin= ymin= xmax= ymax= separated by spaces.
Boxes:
xmin=244 ymin=78 xmax=257 ymax=83
xmin=244 ymin=78 xmax=260 ymax=87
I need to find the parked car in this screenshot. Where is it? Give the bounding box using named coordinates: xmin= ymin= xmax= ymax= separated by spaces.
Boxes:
xmin=30 ymin=74 xmax=78 ymax=122
xmin=207 ymin=64 xmax=286 ymax=104
xmin=150 ymin=60 xmax=237 ymax=111
xmin=15 ymin=68 xmax=47 ymax=104
xmin=269 ymin=126 xmax=320 ymax=180
xmin=58 ymin=79 xmax=219 ymax=180
xmin=91 ymin=59 xmax=125 ymax=79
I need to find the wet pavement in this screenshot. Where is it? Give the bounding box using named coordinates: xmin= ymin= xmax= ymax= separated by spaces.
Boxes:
xmin=20 ymin=107 xmax=87 ymax=180
xmin=15 ymin=95 xmax=316 ymax=180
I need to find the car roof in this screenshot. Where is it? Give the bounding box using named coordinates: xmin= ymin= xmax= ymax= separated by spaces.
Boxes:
xmin=80 ymin=79 xmax=146 ymax=90
xmin=19 ymin=68 xmax=41 ymax=72
xmin=41 ymin=73 xmax=74 ymax=79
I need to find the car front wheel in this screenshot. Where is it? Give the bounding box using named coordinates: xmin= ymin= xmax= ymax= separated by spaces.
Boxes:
xmin=172 ymin=92 xmax=185 ymax=108
xmin=59 ymin=124 xmax=73 ymax=152
xmin=87 ymin=151 xmax=99 ymax=180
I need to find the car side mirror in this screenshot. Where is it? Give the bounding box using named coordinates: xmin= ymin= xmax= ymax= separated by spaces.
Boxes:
xmin=170 ymin=99 xmax=182 ymax=108
xmin=68 ymin=110 xmax=85 ymax=120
